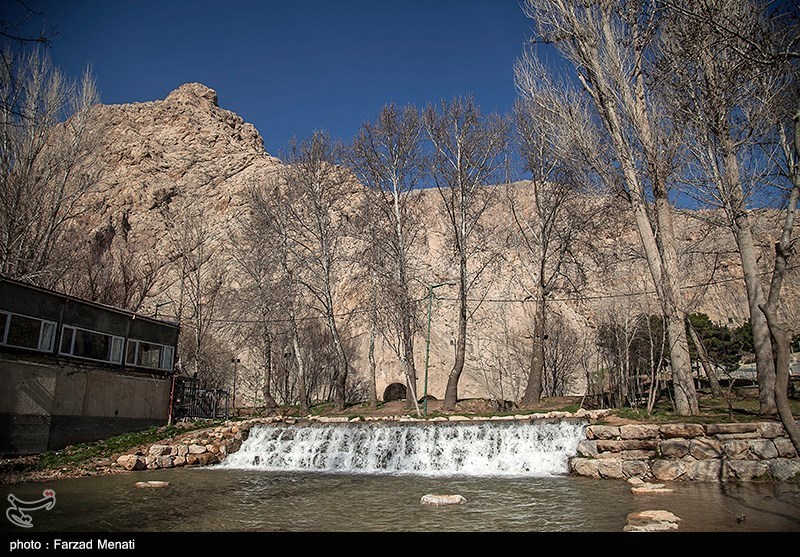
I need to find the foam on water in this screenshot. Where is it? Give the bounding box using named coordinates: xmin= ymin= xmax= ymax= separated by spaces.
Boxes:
xmin=217 ymin=420 xmax=586 ymax=477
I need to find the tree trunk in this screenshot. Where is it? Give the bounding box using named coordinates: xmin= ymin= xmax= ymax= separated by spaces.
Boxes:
xmin=443 ymin=250 xmax=468 ymax=411
xmin=291 ymin=326 xmax=309 ymax=416
xmin=757 ymin=99 xmax=800 ymax=454
xmin=322 ymin=262 xmax=349 ymax=411
xmin=687 ymin=319 xmax=724 ymax=398
xmin=261 ymin=334 xmax=278 ymax=410
xmin=717 ymin=112 xmax=777 ymax=414
xmin=730 ymin=213 xmax=777 ymax=414
xmin=521 ymin=297 xmax=545 ymax=407
xmin=368 ymin=325 xmax=378 ymax=410
xmin=400 ymin=285 xmax=419 ymax=413
xmin=368 ymin=267 xmax=379 ymax=410
xmin=761 ymin=304 xmax=800 ymax=454
xmin=328 ymin=310 xmax=349 ymax=412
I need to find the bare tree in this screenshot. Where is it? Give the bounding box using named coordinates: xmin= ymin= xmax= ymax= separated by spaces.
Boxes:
xmin=0 ymin=46 xmax=102 ymax=286
xmin=686 ymin=318 xmax=725 ymax=399
xmin=424 ymin=96 xmax=509 ymax=411
xmin=347 ymin=103 xmax=426 ymax=413
xmin=1 ymin=1 xmax=57 ymax=47
xmin=0 ymin=2 xmax=58 ymax=119
xmin=247 ymin=174 xmax=311 ymax=415
xmin=657 ymin=0 xmax=799 ymax=446
xmin=597 ymin=304 xmax=668 ymax=413
xmin=657 ymin=0 xmax=781 ymax=414
xmin=521 ymin=0 xmax=700 ymax=415
xmin=226 ymin=201 xmax=289 ymax=412
xmin=274 ymin=132 xmax=356 ymax=411
xmin=511 ymin=63 xmax=607 ymax=406
xmin=763 ymin=61 xmax=800 ymax=451
xmin=160 ymin=207 xmax=226 ymax=387
xmin=541 ymin=314 xmax=584 ymax=398
xmin=61 ymin=238 xmax=166 ymax=313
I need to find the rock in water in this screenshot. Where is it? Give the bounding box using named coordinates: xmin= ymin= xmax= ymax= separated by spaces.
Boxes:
xmin=420 ymin=494 xmax=467 ymax=506
xmin=624 ymin=509 xmax=681 ymax=532
xmin=135 ymin=481 xmax=170 ymax=488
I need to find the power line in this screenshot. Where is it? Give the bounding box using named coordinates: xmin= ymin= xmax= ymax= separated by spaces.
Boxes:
xmin=205 ymin=264 xmax=797 ymax=326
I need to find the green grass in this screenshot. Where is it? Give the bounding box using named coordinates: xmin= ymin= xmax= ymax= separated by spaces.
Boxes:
xmin=34 ymin=420 xmax=222 ymax=471
xmin=610 ymin=390 xmax=800 ymax=425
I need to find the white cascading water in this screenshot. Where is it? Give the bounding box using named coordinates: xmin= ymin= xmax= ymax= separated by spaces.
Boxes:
xmin=218 ymin=419 xmax=586 ymax=477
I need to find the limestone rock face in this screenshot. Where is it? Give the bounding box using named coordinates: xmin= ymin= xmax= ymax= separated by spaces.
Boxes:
xmin=71 ymin=81 xmax=282 ymax=270
xmin=48 ymin=81 xmax=800 ymax=402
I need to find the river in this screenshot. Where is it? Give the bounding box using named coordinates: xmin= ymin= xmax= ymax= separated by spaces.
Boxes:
xmin=1 ymin=420 xmax=798 ymax=533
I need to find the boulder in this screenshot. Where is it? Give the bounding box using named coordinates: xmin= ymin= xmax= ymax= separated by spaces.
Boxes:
xmin=624 ymin=510 xmax=681 ymax=532
xmin=597 ymin=459 xmax=625 ymax=479
xmin=576 ymin=439 xmax=598 ymax=458
xmin=659 ymin=439 xmax=690 ymax=459
xmin=148 ymin=444 xmax=171 ymax=457
xmin=768 ymin=458 xmax=800 ymax=481
xmin=749 ymin=440 xmax=779 ymax=460
xmin=134 ymin=481 xmax=170 ymax=488
xmin=116 ymin=454 xmax=145 ymax=471
xmin=585 ymin=425 xmax=620 ymax=440
xmin=684 ymin=459 xmax=722 ymax=482
xmin=688 ymin=437 xmax=722 ymax=459
xmin=570 ymin=458 xmax=601 ymax=478
xmin=706 ymin=423 xmax=757 ymax=435
xmin=420 ymin=494 xmax=467 ymax=506
xmin=651 ymin=459 xmax=686 ymax=481
xmin=620 ymin=424 xmax=660 ymax=440
xmin=757 ymin=422 xmax=786 ymax=438
xmin=722 ymin=460 xmax=769 ymax=481
xmin=660 ymin=424 xmax=705 ymax=439
xmin=631 ymin=484 xmax=674 ymax=494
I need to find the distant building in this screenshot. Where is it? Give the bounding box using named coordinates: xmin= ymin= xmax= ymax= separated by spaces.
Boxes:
xmin=0 ymin=277 xmax=180 ymax=456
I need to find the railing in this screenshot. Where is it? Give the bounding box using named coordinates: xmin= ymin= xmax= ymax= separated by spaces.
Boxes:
xmin=170 ymin=376 xmax=229 ymax=420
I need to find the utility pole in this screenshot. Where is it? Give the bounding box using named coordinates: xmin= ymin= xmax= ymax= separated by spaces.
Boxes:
xmin=231 ymin=357 xmax=240 ymax=416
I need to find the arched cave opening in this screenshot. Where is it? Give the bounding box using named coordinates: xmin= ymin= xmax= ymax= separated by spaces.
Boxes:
xmin=382 ymin=382 xmax=407 ymax=402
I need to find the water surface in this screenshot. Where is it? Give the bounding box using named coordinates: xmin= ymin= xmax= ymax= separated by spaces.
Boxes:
xmin=2 ymin=468 xmax=798 ymax=532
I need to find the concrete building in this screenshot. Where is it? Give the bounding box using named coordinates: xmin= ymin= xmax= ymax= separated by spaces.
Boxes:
xmin=0 ymin=278 xmax=180 ymax=456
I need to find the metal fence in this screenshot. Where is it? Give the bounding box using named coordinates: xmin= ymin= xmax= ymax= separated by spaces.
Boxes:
xmin=170 ymin=376 xmax=229 ymax=420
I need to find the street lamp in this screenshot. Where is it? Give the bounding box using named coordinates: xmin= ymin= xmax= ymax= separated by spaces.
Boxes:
xmin=423 ymin=280 xmax=457 ymax=417
xmin=231 ymin=357 xmax=240 ymax=415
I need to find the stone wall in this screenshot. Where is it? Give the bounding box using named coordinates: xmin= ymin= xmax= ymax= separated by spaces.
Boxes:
xmin=111 ymin=414 xmax=800 ymax=484
xmin=570 ymin=422 xmax=800 ymax=482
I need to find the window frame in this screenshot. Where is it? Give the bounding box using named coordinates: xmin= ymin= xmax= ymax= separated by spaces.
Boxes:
xmin=0 ymin=310 xmax=57 ymax=353
xmin=126 ymin=339 xmax=175 ymax=371
xmin=59 ymin=324 xmax=125 ymax=365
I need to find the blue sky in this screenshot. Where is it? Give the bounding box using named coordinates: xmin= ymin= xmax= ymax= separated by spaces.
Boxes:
xmin=5 ymin=0 xmax=543 ymax=157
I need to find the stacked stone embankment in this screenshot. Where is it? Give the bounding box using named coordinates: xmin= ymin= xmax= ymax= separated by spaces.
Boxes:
xmin=112 ymin=413 xmax=800 ymax=484
xmin=570 ymin=421 xmax=800 ymax=482
xmin=115 ymin=422 xmax=256 ymax=471
xmin=112 ymin=409 xmax=611 ymax=472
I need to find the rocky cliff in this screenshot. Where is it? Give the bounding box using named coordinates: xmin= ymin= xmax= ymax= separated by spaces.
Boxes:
xmin=60 ymin=82 xmax=800 ymax=404
xmin=75 ymin=82 xmax=281 ymax=255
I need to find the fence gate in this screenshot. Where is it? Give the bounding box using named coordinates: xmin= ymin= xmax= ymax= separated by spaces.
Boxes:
xmin=170 ymin=376 xmax=229 ymax=420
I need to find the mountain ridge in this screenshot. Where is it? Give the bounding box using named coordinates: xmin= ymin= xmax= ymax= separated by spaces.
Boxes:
xmin=58 ymin=82 xmax=799 ymax=403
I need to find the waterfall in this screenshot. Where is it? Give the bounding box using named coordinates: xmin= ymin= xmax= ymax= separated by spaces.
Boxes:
xmin=218 ymin=419 xmax=586 ymax=477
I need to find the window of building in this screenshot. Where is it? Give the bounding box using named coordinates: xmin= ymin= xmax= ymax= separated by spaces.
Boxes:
xmin=0 ymin=311 xmax=57 ymax=352
xmin=59 ymin=325 xmax=124 ymax=364
xmin=126 ymin=339 xmax=174 ymax=371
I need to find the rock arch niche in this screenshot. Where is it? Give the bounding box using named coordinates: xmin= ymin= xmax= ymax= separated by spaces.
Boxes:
xmin=382 ymin=382 xmax=407 ymax=402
